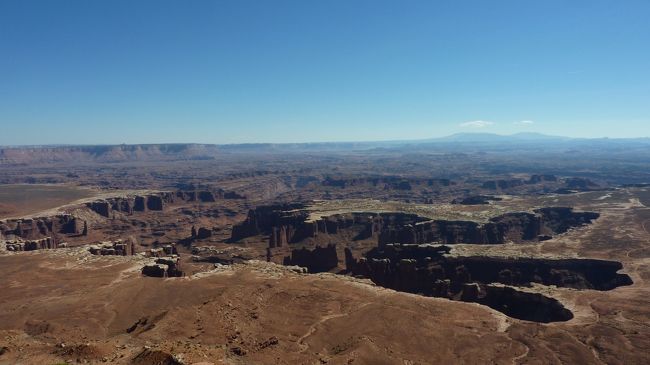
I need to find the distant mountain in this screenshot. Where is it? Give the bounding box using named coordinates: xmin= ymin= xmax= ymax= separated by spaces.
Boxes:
xmin=429 ymin=132 xmax=570 ymax=143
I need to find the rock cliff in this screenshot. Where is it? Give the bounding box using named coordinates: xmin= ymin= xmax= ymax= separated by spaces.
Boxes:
xmin=345 ymin=243 xmax=632 ymax=322
xmin=230 ymin=205 xmax=599 ymax=246
xmin=282 ymin=244 xmax=339 ymax=273
xmin=0 ymin=214 xmax=84 ymax=239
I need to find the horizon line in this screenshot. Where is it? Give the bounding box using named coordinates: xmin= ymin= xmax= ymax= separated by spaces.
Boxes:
xmin=2 ymin=132 xmax=650 ymax=148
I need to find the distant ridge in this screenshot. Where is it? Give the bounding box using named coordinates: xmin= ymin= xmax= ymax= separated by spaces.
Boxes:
xmin=427 ymin=132 xmax=570 ymax=143
xmin=0 ymin=144 xmax=222 ymax=165
xmin=2 ymin=134 xmax=650 ymax=165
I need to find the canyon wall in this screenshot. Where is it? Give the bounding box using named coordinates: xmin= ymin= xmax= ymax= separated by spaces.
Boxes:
xmin=345 ymin=243 xmax=632 ymax=322
xmin=230 ymin=206 xmax=599 ymax=246
xmin=0 ymin=214 xmax=84 ymax=240
xmin=85 ymin=189 xmax=244 ymax=218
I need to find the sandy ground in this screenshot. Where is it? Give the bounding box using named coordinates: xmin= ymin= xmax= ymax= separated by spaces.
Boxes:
xmin=0 ymin=184 xmax=99 ymax=219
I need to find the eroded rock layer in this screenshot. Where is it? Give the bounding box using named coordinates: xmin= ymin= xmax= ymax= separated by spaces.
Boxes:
xmin=85 ymin=189 xmax=245 ymax=217
xmin=345 ymin=243 xmax=632 ymax=322
xmin=230 ymin=205 xmax=599 ymax=246
xmin=0 ymin=215 xmax=84 ymax=239
xmin=282 ymin=244 xmax=339 ymax=273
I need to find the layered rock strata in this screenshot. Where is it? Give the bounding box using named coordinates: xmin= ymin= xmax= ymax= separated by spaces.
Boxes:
xmin=0 ymin=215 xmax=84 ymax=239
xmin=230 ymin=206 xmax=599 ymax=246
xmin=345 ymin=243 xmax=632 ymax=322
xmin=88 ymin=239 xmax=136 ymax=256
xmin=4 ymin=237 xmax=58 ymax=251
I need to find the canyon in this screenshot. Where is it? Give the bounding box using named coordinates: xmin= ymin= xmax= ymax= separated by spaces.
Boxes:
xmin=0 ymin=142 xmax=649 ymax=364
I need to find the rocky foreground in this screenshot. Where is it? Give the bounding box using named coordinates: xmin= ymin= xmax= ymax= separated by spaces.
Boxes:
xmin=0 ymin=234 xmax=648 ymax=365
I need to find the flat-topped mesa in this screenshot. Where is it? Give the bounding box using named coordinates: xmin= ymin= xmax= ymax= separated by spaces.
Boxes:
xmin=322 ymin=176 xmax=455 ymax=190
xmin=0 ymin=214 xmax=85 ymax=240
xmin=230 ymin=204 xmax=428 ymax=245
xmin=564 ymin=177 xmax=599 ymax=190
xmin=229 ymin=205 xmax=599 ymax=247
xmin=378 ymin=207 xmax=600 ymax=245
xmin=229 ymin=203 xmax=308 ymax=241
xmin=88 ymin=239 xmax=136 ymax=256
xmin=481 ymin=175 xmax=557 ymax=190
xmin=346 ymin=243 xmax=632 ymax=323
xmin=86 ymin=189 xmax=244 ymax=218
xmin=482 ymin=175 xmax=557 ymax=189
xmin=481 ymin=175 xmax=601 ymax=193
xmin=87 ymin=193 xmax=175 ymax=216
xmin=267 ymin=213 xmax=412 ymax=247
xmin=175 ymin=189 xmax=245 ymax=201
xmin=4 ymin=236 xmax=58 ymax=251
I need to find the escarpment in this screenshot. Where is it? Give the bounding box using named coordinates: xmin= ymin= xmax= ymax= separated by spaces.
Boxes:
xmin=480 ymin=175 xmax=558 ymax=189
xmin=265 ymin=242 xmax=342 ymax=274
xmin=230 ymin=205 xmax=600 ymax=246
xmin=85 ymin=189 xmax=244 ymax=217
xmin=283 ymin=244 xmax=339 ymax=273
xmin=480 ymin=175 xmax=602 ymax=193
xmin=348 ymin=244 xmax=632 ymax=292
xmin=86 ymin=193 xmax=176 ymax=216
xmin=345 ymin=243 xmax=632 ymax=322
xmin=226 ymin=203 xmax=626 ymax=323
xmin=229 ymin=203 xmax=309 ymax=242
xmin=322 ymin=176 xmax=454 ymax=190
xmin=0 ymin=214 xmax=86 ymax=240
xmin=378 ymin=208 xmax=599 ymax=245
xmin=5 ymin=236 xmax=59 ymax=251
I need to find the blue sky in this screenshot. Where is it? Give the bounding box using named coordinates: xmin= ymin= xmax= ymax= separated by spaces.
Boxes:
xmin=1 ymin=0 xmax=649 ymax=144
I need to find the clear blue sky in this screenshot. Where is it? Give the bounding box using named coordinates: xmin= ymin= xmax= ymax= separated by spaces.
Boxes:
xmin=1 ymin=0 xmax=649 ymax=145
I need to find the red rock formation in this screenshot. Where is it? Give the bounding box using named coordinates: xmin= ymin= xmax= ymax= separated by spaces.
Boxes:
xmin=133 ymin=196 xmax=146 ymax=211
xmin=347 ymin=243 xmax=632 ymax=322
xmin=5 ymin=236 xmax=57 ymax=251
xmin=283 ymin=244 xmax=339 ymax=273
xmin=230 ymin=203 xmax=307 ymax=241
xmin=87 ymin=201 xmax=111 ymax=217
xmin=322 ymin=176 xmax=454 ymax=190
xmin=88 ymin=240 xmax=136 ymax=256
xmin=146 ymin=195 xmax=164 ymax=211
xmin=377 ymin=208 xmax=599 ymax=245
xmin=0 ymin=215 xmax=82 ymax=239
xmin=142 ymin=255 xmax=183 ymax=277
xmin=196 ymin=227 xmax=212 ymax=239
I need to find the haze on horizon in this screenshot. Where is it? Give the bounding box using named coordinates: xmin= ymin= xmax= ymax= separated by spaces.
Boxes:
xmin=1 ymin=0 xmax=649 ymax=145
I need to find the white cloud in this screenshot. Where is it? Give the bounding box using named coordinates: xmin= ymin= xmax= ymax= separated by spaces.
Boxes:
xmin=514 ymin=120 xmax=535 ymax=125
xmin=459 ymin=120 xmax=494 ymax=128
